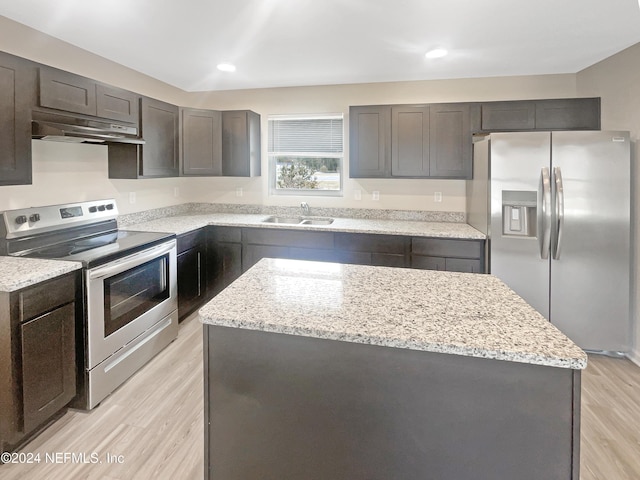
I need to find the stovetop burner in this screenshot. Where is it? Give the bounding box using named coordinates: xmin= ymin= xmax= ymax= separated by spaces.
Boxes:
xmin=22 ymin=230 xmax=175 ymax=268
xmin=28 ymin=231 xmax=119 ymax=258
xmin=0 ymin=200 xmax=175 ymax=268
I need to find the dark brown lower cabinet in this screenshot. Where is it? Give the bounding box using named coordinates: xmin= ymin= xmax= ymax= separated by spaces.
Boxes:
xmin=0 ymin=272 xmax=79 ymax=454
xmin=206 ymin=227 xmax=243 ymax=298
xmin=411 ymin=255 xmax=483 ymax=273
xmin=411 ymin=237 xmax=485 ymax=273
xmin=205 ymin=326 xmax=581 ymax=480
xmin=204 ymin=227 xmax=486 ymax=300
xmin=335 ymin=232 xmax=409 ymax=267
xmin=177 ymin=229 xmax=207 ymax=320
xmin=21 ymin=303 xmax=76 ymax=434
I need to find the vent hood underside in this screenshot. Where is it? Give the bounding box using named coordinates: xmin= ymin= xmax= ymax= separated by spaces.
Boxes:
xmin=32 ymin=111 xmax=145 ymax=145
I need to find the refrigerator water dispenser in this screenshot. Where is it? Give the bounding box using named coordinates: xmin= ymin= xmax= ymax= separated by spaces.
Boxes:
xmin=502 ymin=191 xmax=537 ymax=237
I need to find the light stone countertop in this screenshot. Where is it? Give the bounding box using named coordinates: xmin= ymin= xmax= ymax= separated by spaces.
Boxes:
xmin=199 ymin=258 xmax=587 ymax=370
xmin=0 ymin=211 xmax=482 ymax=294
xmin=123 ymin=213 xmax=486 ymax=239
xmin=0 ymin=256 xmax=82 ymax=292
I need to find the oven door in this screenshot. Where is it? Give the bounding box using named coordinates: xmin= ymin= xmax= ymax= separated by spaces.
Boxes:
xmin=85 ymin=240 xmax=177 ymax=369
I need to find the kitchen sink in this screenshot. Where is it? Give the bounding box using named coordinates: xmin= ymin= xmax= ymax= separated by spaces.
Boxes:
xmin=262 ymin=216 xmax=304 ymax=224
xmin=262 ymin=216 xmax=334 ymax=225
xmin=300 ymin=218 xmax=334 ymax=225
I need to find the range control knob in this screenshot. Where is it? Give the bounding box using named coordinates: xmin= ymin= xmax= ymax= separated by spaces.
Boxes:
xmin=88 ymin=206 xmax=98 ymax=213
xmin=105 ymin=203 xmax=114 ymax=210
xmin=29 ymin=213 xmax=41 ymax=223
xmin=15 ymin=215 xmax=27 ymax=225
xmin=98 ymin=205 xmax=106 ymax=211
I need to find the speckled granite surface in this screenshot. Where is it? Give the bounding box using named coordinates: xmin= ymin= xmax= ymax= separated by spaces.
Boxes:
xmin=199 ymin=258 xmax=587 ymax=370
xmin=122 ymin=213 xmax=485 ymax=239
xmin=0 ymin=257 xmax=81 ymax=292
xmin=118 ymin=203 xmax=466 ymax=227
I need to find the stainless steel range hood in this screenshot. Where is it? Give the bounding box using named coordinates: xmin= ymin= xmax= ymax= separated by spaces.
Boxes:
xmin=32 ymin=111 xmax=145 ymax=145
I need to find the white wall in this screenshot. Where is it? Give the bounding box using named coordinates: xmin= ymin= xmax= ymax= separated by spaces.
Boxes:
xmin=577 ymin=43 xmax=640 ymax=364
xmin=0 ymin=16 xmax=578 ymax=215
xmin=183 ymin=76 xmax=578 ymax=212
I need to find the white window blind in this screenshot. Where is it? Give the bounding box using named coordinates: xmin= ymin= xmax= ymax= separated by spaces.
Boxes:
xmin=268 ymin=115 xmax=343 ymax=155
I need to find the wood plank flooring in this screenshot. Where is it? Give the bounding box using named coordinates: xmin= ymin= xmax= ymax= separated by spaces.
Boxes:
xmin=0 ymin=312 xmax=204 ymax=480
xmin=1 ymin=312 xmax=639 ymax=479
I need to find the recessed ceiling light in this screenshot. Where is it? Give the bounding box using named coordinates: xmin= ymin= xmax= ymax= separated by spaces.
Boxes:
xmin=425 ymin=48 xmax=448 ymax=59
xmin=217 ymin=63 xmax=236 ymax=72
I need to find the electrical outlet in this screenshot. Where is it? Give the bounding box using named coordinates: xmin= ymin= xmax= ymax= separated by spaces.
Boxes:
xmin=354 ymin=189 xmax=362 ymax=201
xmin=236 ymin=187 xmax=243 ymax=197
xmin=129 ymin=192 xmax=136 ymax=204
xmin=372 ymin=191 xmax=380 ymax=201
xmin=434 ymin=192 xmax=443 ymax=203
xmin=173 ymin=187 xmax=180 ymax=198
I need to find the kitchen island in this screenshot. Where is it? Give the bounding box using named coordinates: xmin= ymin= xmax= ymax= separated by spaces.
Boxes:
xmin=199 ymin=258 xmax=586 ymax=480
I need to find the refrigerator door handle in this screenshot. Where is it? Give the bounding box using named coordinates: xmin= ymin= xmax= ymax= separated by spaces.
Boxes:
xmin=538 ymin=167 xmax=552 ymax=259
xmin=553 ymin=167 xmax=565 ymax=260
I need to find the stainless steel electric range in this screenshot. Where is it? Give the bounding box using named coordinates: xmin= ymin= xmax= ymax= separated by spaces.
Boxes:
xmin=0 ymin=199 xmax=178 ymax=409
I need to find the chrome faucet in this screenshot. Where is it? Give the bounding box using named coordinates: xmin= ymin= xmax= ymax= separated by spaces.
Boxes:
xmin=300 ymin=202 xmax=310 ymax=216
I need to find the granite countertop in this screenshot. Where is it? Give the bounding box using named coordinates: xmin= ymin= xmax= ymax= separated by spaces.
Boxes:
xmin=0 ymin=207 xmax=482 ymax=294
xmin=123 ymin=213 xmax=486 ymax=240
xmin=199 ymin=258 xmax=587 ymax=370
xmin=0 ymin=256 xmax=82 ymax=292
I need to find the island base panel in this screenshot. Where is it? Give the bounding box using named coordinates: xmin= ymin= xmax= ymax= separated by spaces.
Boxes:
xmin=205 ymin=325 xmax=580 ymax=480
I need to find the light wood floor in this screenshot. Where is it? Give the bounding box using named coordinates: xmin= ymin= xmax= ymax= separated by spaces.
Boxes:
xmin=1 ymin=312 xmax=639 ymax=479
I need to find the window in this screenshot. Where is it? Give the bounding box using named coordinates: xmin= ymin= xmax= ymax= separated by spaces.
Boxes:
xmin=268 ymin=114 xmax=343 ymax=196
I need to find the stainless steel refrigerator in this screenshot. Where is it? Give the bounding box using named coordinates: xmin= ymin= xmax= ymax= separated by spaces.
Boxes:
xmin=467 ymin=131 xmax=631 ymax=353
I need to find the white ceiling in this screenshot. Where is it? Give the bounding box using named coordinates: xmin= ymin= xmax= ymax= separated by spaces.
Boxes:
xmin=1 ymin=0 xmax=640 ymax=92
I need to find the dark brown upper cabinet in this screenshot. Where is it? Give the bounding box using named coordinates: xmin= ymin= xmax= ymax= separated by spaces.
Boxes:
xmin=180 ymin=108 xmax=222 ymax=176
xmin=0 ymin=51 xmax=35 ymax=186
xmin=479 ymin=101 xmax=536 ymax=131
xmin=534 ymin=98 xmax=600 ymax=130
xmin=95 ymin=84 xmax=139 ymax=124
xmin=108 ymin=97 xmax=179 ymax=178
xmin=351 ymin=103 xmax=472 ymax=179
xmin=349 ymin=105 xmax=391 ymax=178
xmin=38 ymin=66 xmax=139 ymax=124
xmin=477 ymin=98 xmax=600 ymax=132
xmin=39 ymin=67 xmax=96 ymax=116
xmin=429 ymin=103 xmax=472 ymax=178
xmin=221 ymin=110 xmax=261 ymax=177
xmin=391 ymin=106 xmax=430 ymax=177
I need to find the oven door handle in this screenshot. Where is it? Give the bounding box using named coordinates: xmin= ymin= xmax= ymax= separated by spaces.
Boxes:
xmin=88 ymin=240 xmax=175 ymax=280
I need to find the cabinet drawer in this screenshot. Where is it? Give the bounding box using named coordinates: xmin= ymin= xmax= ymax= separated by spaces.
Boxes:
xmin=208 ymin=226 xmax=242 ymax=243
xmin=288 ymin=248 xmax=339 ymax=263
xmin=411 ymin=238 xmax=483 ymax=259
xmin=411 ymin=255 xmax=446 ymax=271
xmin=177 ymin=228 xmax=205 ymax=253
xmin=372 ymin=253 xmax=406 ymax=267
xmin=244 ymin=228 xmax=334 ymax=249
xmin=19 ymin=274 xmax=76 ymax=322
xmin=335 ymin=250 xmax=371 ymax=265
xmin=243 ymin=244 xmax=289 ymax=270
xmin=334 ymin=233 xmax=408 ymax=254
xmin=445 ymin=258 xmax=483 ymax=273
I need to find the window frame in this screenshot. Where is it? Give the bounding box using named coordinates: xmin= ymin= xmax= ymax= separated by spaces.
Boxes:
xmin=268 ymin=113 xmax=344 ymax=197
